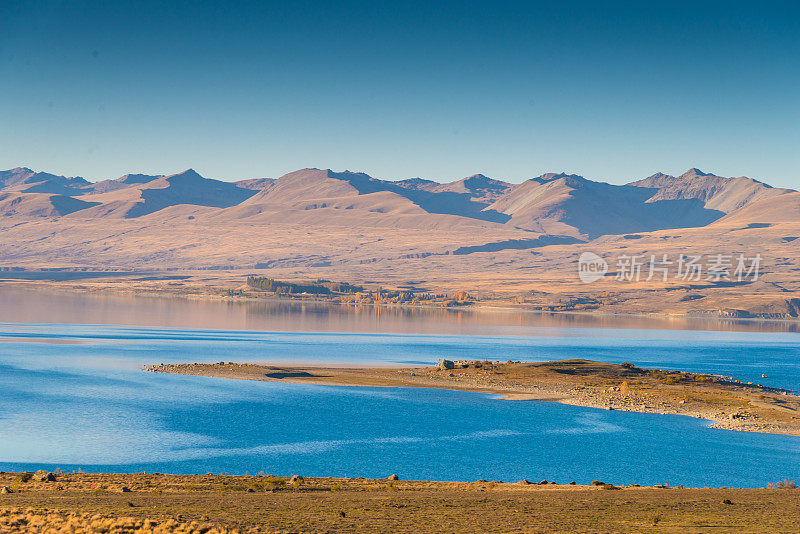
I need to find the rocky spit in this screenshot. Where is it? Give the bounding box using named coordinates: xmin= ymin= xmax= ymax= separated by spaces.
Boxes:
xmin=146 ymin=359 xmax=800 ymax=436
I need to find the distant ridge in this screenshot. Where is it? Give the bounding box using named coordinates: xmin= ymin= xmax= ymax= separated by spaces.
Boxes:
xmin=241 ymin=168 xmax=511 ymax=223
xmin=0 ymin=165 xmax=795 ymax=240
xmin=87 ymin=173 xmax=164 ymax=194
xmin=0 ymin=167 xmax=90 ymax=195
xmin=629 ymin=168 xmax=793 ymax=213
xmin=485 ymin=172 xmax=725 ymax=238
xmin=72 ymin=169 xmax=258 ymax=218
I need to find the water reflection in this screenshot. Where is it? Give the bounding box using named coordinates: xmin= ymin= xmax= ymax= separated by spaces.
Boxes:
xmin=1 ymin=287 xmax=798 ymax=334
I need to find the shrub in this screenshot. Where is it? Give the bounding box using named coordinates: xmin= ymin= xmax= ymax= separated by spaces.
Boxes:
xmin=768 ymin=479 xmax=798 ymax=489
xmin=263 ymin=478 xmax=286 ymax=491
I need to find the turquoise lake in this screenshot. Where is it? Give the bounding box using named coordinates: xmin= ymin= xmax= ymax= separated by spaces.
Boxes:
xmin=1 ymin=289 xmax=799 ymax=488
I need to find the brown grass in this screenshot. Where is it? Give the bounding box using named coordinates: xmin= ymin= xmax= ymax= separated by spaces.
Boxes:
xmin=1 ymin=472 xmax=799 ymax=533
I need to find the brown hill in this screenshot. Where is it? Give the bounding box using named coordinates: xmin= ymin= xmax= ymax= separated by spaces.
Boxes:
xmin=393 ymin=177 xmax=440 ymax=191
xmin=1 ymin=166 xmax=795 ymax=241
xmin=393 ymin=174 xmax=511 ymax=203
xmin=712 ymin=191 xmax=800 ymax=226
xmin=0 ymin=167 xmax=90 ymax=195
xmin=243 ymin=168 xmax=511 ymax=223
xmin=234 ymin=177 xmax=277 ymax=191
xmin=430 ymin=174 xmax=512 ymax=202
xmin=486 ymin=173 xmax=724 ymax=238
xmin=85 ymin=173 xmax=164 ymax=194
xmin=0 ymin=191 xmax=99 ymax=217
xmin=1 ymin=164 xmax=795 ymax=246
xmin=242 ymin=169 xmax=363 ymax=205
xmin=629 ymin=168 xmax=793 ymax=213
xmin=0 ymin=167 xmax=35 ymax=188
xmin=73 ymin=169 xmax=257 ymax=218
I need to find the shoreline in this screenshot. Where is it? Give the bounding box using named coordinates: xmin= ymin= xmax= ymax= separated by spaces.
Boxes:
xmin=4 ymin=281 xmax=800 ymax=333
xmin=145 ymin=359 xmax=800 ymax=436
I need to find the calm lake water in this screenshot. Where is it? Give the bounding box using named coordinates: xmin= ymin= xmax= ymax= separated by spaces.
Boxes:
xmin=1 ymin=288 xmax=799 ymax=487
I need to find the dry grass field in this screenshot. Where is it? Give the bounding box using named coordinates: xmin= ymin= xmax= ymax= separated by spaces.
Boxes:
xmin=2 ymin=472 xmax=799 ymax=533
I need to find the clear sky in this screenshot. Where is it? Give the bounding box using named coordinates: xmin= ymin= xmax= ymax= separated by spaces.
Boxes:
xmin=1 ymin=0 xmax=798 ymax=186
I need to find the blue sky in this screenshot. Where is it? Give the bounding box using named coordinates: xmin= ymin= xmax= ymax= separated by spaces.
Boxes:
xmin=1 ymin=0 xmax=798 ymax=186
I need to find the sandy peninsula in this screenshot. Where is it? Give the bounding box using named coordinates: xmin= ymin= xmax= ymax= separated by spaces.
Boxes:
xmin=146 ymin=359 xmax=800 ymax=436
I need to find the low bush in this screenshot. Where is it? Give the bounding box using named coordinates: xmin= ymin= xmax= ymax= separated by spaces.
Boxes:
xmin=768 ymin=479 xmax=798 ymax=489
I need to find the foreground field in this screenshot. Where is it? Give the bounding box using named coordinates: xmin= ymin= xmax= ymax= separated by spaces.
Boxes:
xmin=1 ymin=472 xmax=799 ymax=533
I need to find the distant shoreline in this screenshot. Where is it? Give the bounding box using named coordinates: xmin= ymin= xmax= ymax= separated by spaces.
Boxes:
xmin=145 ymin=360 xmax=800 ymax=437
xmin=4 ymin=280 xmax=800 ymax=333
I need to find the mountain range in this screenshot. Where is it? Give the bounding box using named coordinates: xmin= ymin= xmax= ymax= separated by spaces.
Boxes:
xmin=0 ymin=166 xmax=795 ymax=239
xmin=1 ymin=164 xmax=799 ymax=318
